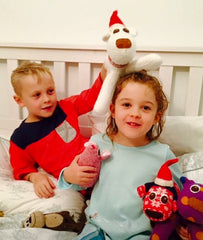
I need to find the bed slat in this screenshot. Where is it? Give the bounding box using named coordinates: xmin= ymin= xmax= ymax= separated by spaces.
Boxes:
xmin=159 ymin=66 xmax=173 ymax=100
xmin=53 ymin=61 xmax=67 ymax=99
xmin=6 ymin=60 xmax=19 ymax=119
xmin=78 ymin=63 xmax=91 ymax=91
xmin=185 ymin=67 xmax=203 ymax=115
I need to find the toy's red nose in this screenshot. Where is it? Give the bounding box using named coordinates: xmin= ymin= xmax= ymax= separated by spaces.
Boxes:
xmin=116 ymin=38 xmax=132 ymax=48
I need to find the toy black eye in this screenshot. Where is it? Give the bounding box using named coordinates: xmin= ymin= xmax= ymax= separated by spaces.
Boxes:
xmin=190 ymin=184 xmax=200 ymax=193
xmin=149 ymin=192 xmax=156 ymax=200
xmin=113 ymin=29 xmax=120 ymax=34
xmin=161 ymin=195 xmax=168 ymax=204
xmin=123 ymin=28 xmax=129 ymax=33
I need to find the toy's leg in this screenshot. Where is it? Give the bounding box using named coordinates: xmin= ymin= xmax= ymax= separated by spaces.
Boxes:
xmin=44 ymin=211 xmax=86 ymax=233
xmin=189 ymin=224 xmax=203 ymax=240
xmin=23 ymin=211 xmax=45 ymax=228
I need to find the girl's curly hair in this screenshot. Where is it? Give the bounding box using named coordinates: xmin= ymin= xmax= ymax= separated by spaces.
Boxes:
xmin=106 ymin=70 xmax=168 ymax=141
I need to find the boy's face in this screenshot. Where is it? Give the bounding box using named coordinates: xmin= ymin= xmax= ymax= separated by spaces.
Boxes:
xmin=14 ymin=73 xmax=57 ymax=122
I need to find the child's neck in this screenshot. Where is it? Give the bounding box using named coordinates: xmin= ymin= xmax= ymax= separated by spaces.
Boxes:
xmin=112 ymin=134 xmax=150 ymax=147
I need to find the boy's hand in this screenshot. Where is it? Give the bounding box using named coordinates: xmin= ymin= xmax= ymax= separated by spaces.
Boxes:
xmin=63 ymin=155 xmax=98 ymax=188
xmin=28 ymin=172 xmax=56 ymax=198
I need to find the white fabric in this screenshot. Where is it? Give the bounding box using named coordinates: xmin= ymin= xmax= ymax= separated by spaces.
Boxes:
xmin=178 ymin=151 xmax=203 ymax=183
xmin=159 ymin=116 xmax=203 ymax=156
xmin=0 ymin=135 xmax=85 ymax=239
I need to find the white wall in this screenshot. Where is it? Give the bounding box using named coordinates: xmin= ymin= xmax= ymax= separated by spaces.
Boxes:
xmin=0 ymin=0 xmax=203 ymax=50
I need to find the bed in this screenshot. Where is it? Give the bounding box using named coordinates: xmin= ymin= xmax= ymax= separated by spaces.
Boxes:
xmin=0 ymin=43 xmax=202 ymax=239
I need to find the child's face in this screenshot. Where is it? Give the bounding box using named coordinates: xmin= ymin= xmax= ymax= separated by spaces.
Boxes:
xmin=111 ymin=81 xmax=158 ymax=147
xmin=15 ymin=73 xmax=57 ymax=122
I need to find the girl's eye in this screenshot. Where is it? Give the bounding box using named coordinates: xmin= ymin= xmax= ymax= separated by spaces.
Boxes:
xmin=143 ymin=106 xmax=150 ymax=110
xmin=123 ymin=103 xmax=130 ymax=107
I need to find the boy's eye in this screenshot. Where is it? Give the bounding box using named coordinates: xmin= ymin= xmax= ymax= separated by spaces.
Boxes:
xmin=33 ymin=93 xmax=40 ymax=98
xmin=48 ymin=89 xmax=54 ymax=94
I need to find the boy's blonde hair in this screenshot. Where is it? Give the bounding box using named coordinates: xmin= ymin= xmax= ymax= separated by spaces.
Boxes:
xmin=11 ymin=61 xmax=53 ymax=96
xmin=106 ymin=70 xmax=168 ymax=141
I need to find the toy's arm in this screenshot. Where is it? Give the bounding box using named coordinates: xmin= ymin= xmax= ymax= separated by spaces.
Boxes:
xmin=125 ymin=53 xmax=162 ymax=73
xmin=92 ymin=68 xmax=120 ymax=115
xmin=137 ymin=184 xmax=147 ymax=198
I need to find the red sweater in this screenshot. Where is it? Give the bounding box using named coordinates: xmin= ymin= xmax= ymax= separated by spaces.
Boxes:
xmin=9 ymin=74 xmax=102 ymax=180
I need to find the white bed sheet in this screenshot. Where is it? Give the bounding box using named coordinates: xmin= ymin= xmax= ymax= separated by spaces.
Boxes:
xmin=0 ymin=214 xmax=77 ymax=240
xmin=0 ymin=135 xmax=86 ymax=240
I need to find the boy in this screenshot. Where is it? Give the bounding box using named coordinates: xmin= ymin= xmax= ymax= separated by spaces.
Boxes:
xmin=10 ymin=61 xmax=106 ymax=199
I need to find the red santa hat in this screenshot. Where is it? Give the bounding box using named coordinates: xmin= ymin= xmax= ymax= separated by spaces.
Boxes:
xmin=109 ymin=10 xmax=124 ymax=27
xmin=154 ymin=158 xmax=178 ymax=187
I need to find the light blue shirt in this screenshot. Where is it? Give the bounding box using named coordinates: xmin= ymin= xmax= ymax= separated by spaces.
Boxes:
xmin=58 ymin=134 xmax=182 ymax=240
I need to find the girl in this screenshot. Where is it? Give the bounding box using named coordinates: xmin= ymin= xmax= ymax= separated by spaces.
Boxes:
xmin=59 ymin=70 xmax=187 ymax=240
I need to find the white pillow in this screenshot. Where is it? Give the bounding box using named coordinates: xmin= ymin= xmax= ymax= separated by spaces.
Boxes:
xmin=0 ymin=136 xmax=13 ymax=178
xmin=159 ymin=116 xmax=203 ymax=156
xmin=178 ymin=151 xmax=203 ymax=183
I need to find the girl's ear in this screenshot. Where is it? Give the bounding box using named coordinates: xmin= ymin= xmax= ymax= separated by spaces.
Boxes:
xmin=13 ymin=95 xmax=25 ymax=108
xmin=110 ymin=104 xmax=115 ymax=118
xmin=154 ymin=113 xmax=161 ymax=125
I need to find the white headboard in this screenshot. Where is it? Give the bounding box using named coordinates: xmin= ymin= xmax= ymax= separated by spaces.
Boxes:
xmin=0 ymin=43 xmax=203 ymax=136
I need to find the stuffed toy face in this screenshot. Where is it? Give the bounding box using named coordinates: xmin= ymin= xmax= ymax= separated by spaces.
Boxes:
xmin=78 ymin=142 xmax=111 ymax=188
xmin=142 ymin=185 xmax=178 ymax=222
xmin=103 ymin=23 xmax=136 ymax=65
xmin=137 ymin=158 xmax=179 ymax=223
xmin=178 ymin=177 xmax=203 ymax=225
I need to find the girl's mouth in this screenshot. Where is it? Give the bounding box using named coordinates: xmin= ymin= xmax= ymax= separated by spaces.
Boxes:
xmin=127 ymin=122 xmax=141 ymax=127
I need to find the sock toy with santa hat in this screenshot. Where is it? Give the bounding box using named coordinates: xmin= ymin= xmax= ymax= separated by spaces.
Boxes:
xmin=93 ymin=10 xmax=162 ymax=116
xmin=137 ymin=158 xmax=181 ymax=240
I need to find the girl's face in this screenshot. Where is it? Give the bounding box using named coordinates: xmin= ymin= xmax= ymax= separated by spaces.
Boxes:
xmin=111 ymin=81 xmax=159 ymax=147
xmin=14 ymin=73 xmax=57 ymax=122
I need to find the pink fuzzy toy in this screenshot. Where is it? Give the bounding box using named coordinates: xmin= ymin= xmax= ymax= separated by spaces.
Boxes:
xmin=78 ymin=142 xmax=111 ymax=188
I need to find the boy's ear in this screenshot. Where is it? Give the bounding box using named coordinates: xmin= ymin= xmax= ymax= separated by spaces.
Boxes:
xmin=13 ymin=95 xmax=25 ymax=108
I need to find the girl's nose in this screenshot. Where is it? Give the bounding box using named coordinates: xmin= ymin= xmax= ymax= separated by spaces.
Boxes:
xmin=130 ymin=107 xmax=141 ymax=118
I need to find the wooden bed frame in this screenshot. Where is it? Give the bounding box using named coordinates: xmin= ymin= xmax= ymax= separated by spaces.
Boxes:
xmin=0 ymin=43 xmax=202 ymax=137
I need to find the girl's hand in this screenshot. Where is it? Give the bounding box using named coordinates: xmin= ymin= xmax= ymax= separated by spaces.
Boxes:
xmin=63 ymin=155 xmax=98 ymax=188
xmin=28 ymin=172 xmax=56 ymax=198
xmin=176 ymin=225 xmax=190 ymax=240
